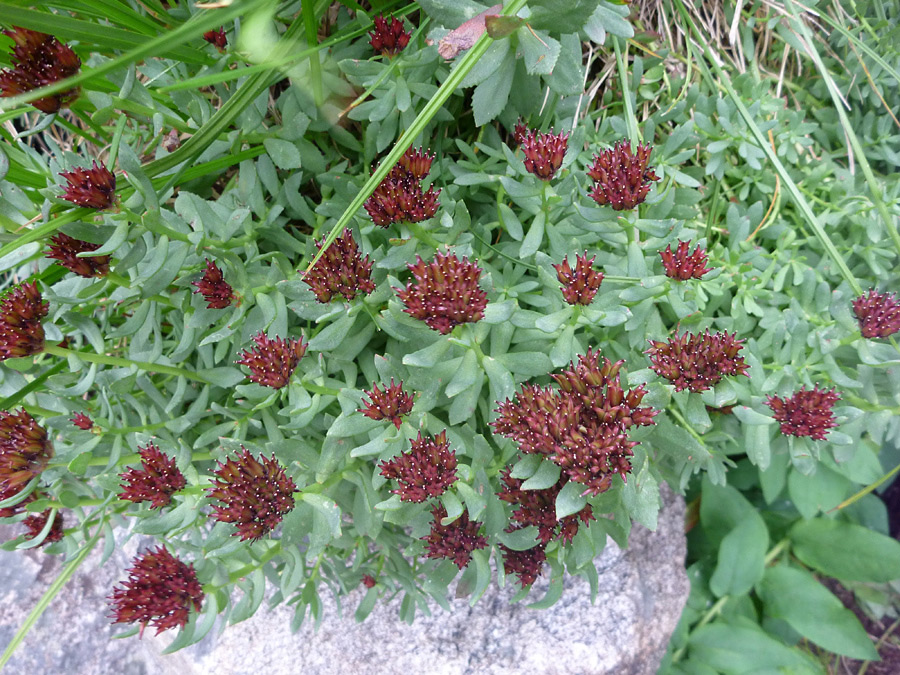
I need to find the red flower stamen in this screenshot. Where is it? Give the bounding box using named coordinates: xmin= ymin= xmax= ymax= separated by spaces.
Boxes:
xmin=0 ymin=27 xmax=81 ymax=113
xmin=587 ymin=140 xmax=659 ymax=211
xmin=192 ymin=259 xmax=235 ymax=309
xmin=766 ymin=385 xmax=840 ymax=441
xmin=303 ymin=229 xmax=376 ymax=303
xmin=207 ymin=448 xmax=297 ymax=541
xmin=203 ymin=28 xmax=227 ymax=51
xmin=647 ymin=330 xmax=749 ymax=393
xmin=660 ymin=240 xmax=711 ymax=281
xmin=47 ymin=233 xmax=110 ymax=278
xmin=395 ymin=251 xmax=488 ymax=334
xmin=0 ymin=282 xmax=48 ymax=362
xmin=853 ymin=289 xmax=900 ymax=339
xmin=71 ymin=412 xmax=94 ymax=430
xmin=369 ymin=14 xmax=410 ymax=57
xmin=119 ymin=442 xmax=187 ymax=509
xmin=109 ymin=546 xmax=204 ymax=636
xmin=236 ymin=331 xmax=307 ymax=389
xmin=554 ymin=251 xmax=604 ymax=305
xmin=422 ymin=504 xmax=487 ymax=570
xmin=516 ymin=123 xmax=569 ymax=181
xmin=359 ymin=379 xmax=415 ymax=429
xmin=379 ymin=430 xmax=458 ymax=503
xmin=59 ymin=161 xmax=117 ymax=210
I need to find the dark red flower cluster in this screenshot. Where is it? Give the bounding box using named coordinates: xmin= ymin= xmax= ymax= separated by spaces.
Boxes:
xmin=498 ymin=469 xmax=594 ymax=545
xmin=0 ymin=27 xmax=81 ymax=113
xmin=23 ymin=509 xmax=64 ymax=545
xmin=119 ymin=442 xmax=186 ymax=509
xmin=59 ymin=161 xmax=117 ymax=210
xmin=362 ymin=574 xmax=377 ymax=588
xmin=364 ymin=148 xmax=440 ymax=227
xmin=587 ymin=140 xmax=659 ymax=211
xmin=647 ymin=330 xmax=749 ymax=393
xmin=203 ymin=28 xmax=227 ymax=51
xmin=0 ymin=409 xmax=53 ymax=493
xmin=396 ymin=251 xmax=488 ymax=334
xmin=554 ymin=252 xmax=604 ymax=306
xmin=0 ymin=282 xmax=48 ymax=362
xmin=369 ymin=14 xmax=410 ymax=57
xmin=422 ymin=504 xmax=487 ymax=570
xmin=71 ymin=412 xmax=94 ymax=430
xmin=207 ymin=448 xmax=297 ymax=541
xmin=660 ymin=240 xmax=711 ymax=281
xmin=765 ymin=385 xmax=840 ymax=441
xmin=500 ymin=544 xmax=546 ymax=588
xmin=853 ymin=289 xmax=900 ymax=339
xmin=379 ymin=430 xmax=457 ymax=503
xmin=514 ymin=122 xmax=569 ymax=181
xmin=493 ymin=351 xmax=658 ymax=495
xmin=109 ymin=546 xmax=204 ymax=636
xmin=359 ymin=379 xmax=415 ymax=429
xmin=192 ymin=259 xmax=235 ymax=309
xmin=47 ymin=233 xmax=110 ymax=278
xmin=236 ymin=332 xmax=307 ymax=389
xmin=303 ymin=229 xmax=375 ymax=303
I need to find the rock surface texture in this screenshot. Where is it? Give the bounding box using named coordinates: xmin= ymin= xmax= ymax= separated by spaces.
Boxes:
xmin=0 ymin=485 xmax=687 ymax=675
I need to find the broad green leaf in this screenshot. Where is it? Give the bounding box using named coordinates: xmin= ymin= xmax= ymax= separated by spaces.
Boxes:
xmin=760 ymin=565 xmax=878 ymax=660
xmin=521 ymin=460 xmax=561 ymax=490
xmin=688 ymin=619 xmax=820 ymax=673
xmin=528 ymin=0 xmax=599 ymax=34
xmin=472 ymin=47 xmax=515 ymax=126
xmin=709 ymin=511 xmax=768 ymax=597
xmin=790 ymin=518 xmax=900 ymax=582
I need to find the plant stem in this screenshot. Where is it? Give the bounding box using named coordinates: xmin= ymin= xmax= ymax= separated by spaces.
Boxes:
xmin=44 ymin=344 xmax=212 ymax=384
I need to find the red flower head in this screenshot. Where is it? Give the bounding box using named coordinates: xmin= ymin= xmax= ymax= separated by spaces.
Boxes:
xmin=660 ymin=240 xmax=711 ymax=281
xmin=513 ymin=119 xmax=530 ymax=145
xmin=369 ymin=14 xmax=410 ymax=57
xmin=119 ymin=442 xmax=187 ymax=509
xmin=192 ymin=259 xmax=235 ymax=309
xmin=0 ymin=27 xmax=81 ymax=113
xmin=0 ymin=282 xmax=48 ymax=362
xmin=359 ymin=379 xmax=415 ymax=429
xmin=71 ymin=412 xmax=93 ymax=430
xmin=853 ymin=289 xmax=900 ymax=339
xmin=0 ymin=409 xmax=53 ymax=492
xmin=554 ymin=252 xmax=604 ymax=306
xmin=303 ymin=229 xmax=376 ymax=303
xmin=207 ymin=448 xmax=297 ymax=541
xmin=493 ymin=351 xmax=657 ymax=495
xmin=0 ymin=485 xmax=36 ymax=518
xmin=362 ymin=574 xmax=377 ymax=588
xmin=498 ymin=468 xmax=593 ymax=545
xmin=587 ymin=140 xmax=660 ymax=211
xmin=364 ymin=148 xmax=440 ymax=227
xmin=23 ymin=509 xmax=64 ymax=545
xmin=765 ymin=385 xmax=840 ymax=441
xmin=516 ymin=125 xmax=569 ymax=181
xmin=47 ymin=233 xmax=110 ymax=278
xmin=396 ymin=251 xmax=488 ymax=334
xmin=203 ymin=28 xmax=227 ymax=51
xmin=236 ymin=331 xmax=307 ymax=389
xmin=109 ymin=546 xmax=204 ymax=636
xmin=647 ymin=330 xmax=749 ymax=393
xmin=422 ymin=504 xmax=487 ymax=570
xmin=501 ymin=543 xmax=546 ymax=588
xmin=379 ymin=430 xmax=458 ymax=503
xmin=59 ymin=161 xmax=117 ymax=210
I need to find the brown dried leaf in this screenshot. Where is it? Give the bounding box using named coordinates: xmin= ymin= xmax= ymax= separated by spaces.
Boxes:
xmin=437 ymin=4 xmax=503 ymax=60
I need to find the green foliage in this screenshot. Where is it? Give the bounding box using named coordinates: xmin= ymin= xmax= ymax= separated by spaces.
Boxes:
xmin=0 ymin=0 xmax=898 ymax=670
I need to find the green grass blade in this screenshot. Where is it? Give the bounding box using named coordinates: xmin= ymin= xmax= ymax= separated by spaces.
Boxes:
xmin=0 ymin=4 xmax=210 ymax=64
xmin=0 ymin=0 xmax=273 ymax=111
xmin=781 ymin=0 xmax=900 ymax=261
xmin=303 ymin=0 xmax=530 ymax=274
xmin=0 ymin=528 xmax=101 ymax=670
xmin=673 ymin=0 xmax=862 ymax=296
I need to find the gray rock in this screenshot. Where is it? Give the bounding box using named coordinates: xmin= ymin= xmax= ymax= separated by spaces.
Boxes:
xmin=0 ymin=485 xmax=687 ymax=675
